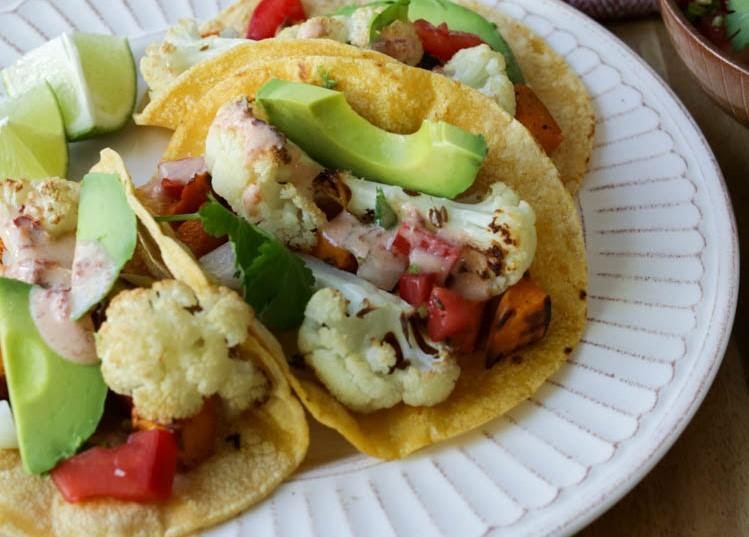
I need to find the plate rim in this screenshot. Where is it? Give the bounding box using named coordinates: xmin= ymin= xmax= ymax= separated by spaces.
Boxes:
xmin=0 ymin=0 xmax=739 ymax=535
xmin=510 ymin=0 xmax=739 ymax=533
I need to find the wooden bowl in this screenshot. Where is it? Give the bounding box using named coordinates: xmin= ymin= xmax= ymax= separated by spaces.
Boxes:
xmin=660 ymin=0 xmax=749 ymax=124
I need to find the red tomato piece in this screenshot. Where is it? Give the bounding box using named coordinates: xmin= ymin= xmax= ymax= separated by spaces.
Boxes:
xmin=398 ymin=273 xmax=436 ymax=307
xmin=246 ymin=0 xmax=307 ymax=39
xmin=427 ymin=286 xmax=485 ymax=353
xmin=392 ymin=224 xmax=461 ymax=283
xmin=413 ymin=19 xmax=484 ymax=63
xmin=170 ymin=173 xmax=211 ymax=215
xmin=391 ymin=233 xmax=411 ymax=257
xmin=51 ymin=429 xmax=178 ymax=503
xmin=161 ymin=178 xmax=185 ymax=200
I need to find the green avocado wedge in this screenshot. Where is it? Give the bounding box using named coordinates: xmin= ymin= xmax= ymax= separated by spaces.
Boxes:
xmin=256 ymin=80 xmax=487 ymax=198
xmin=70 ymin=172 xmax=137 ymax=320
xmin=408 ymin=0 xmax=524 ymax=83
xmin=0 ymin=278 xmax=106 ymax=474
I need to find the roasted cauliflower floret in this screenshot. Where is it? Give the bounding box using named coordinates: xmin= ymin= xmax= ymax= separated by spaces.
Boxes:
xmin=205 ymin=98 xmax=327 ymax=251
xmin=443 ymin=44 xmax=516 ymax=116
xmin=0 ymin=177 xmax=78 ymax=236
xmin=345 ymin=7 xmax=382 ymax=47
xmin=97 ymin=280 xmax=268 ymax=423
xmin=276 ymin=16 xmax=349 ymax=42
xmin=298 ymin=257 xmax=460 ymax=413
xmin=346 ymin=178 xmax=536 ymax=300
xmin=141 ymin=19 xmax=246 ymax=96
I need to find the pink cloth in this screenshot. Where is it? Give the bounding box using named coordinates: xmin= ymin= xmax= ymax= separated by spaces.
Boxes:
xmin=564 ymin=0 xmax=658 ymax=19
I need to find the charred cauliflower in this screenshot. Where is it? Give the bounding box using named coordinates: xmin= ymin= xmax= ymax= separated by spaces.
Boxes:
xmin=141 ymin=19 xmax=246 ymax=96
xmin=97 ymin=280 xmax=268 ymax=423
xmin=298 ymin=257 xmax=460 ymax=413
xmin=0 ymin=177 xmax=78 ymax=237
xmin=443 ymin=44 xmax=517 ymax=116
xmin=346 ymin=178 xmax=536 ymax=300
xmin=205 ymin=98 xmax=327 ymax=251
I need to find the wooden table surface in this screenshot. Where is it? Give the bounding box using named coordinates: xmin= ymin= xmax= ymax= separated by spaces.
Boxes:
xmin=577 ymin=16 xmax=749 ymax=537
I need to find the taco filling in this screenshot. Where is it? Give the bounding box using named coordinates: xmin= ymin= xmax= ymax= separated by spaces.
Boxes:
xmin=145 ymin=82 xmax=551 ymax=416
xmin=0 ymin=152 xmax=307 ymax=535
xmin=141 ymin=0 xmax=563 ymax=154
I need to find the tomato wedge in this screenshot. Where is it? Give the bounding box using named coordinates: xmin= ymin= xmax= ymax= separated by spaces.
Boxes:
xmin=413 ymin=19 xmax=484 ymax=63
xmin=398 ymin=273 xmax=435 ymax=307
xmin=246 ymin=0 xmax=307 ymax=40
xmin=170 ymin=172 xmax=211 ymax=215
xmin=427 ymin=286 xmax=485 ymax=353
xmin=160 ymin=178 xmax=185 ymax=200
xmin=51 ymin=429 xmax=178 ymax=503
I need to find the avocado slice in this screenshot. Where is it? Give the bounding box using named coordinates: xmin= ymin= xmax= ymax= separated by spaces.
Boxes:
xmin=69 ymin=172 xmax=137 ymax=320
xmin=256 ymin=80 xmax=487 ymax=199
xmin=0 ymin=278 xmax=107 ymax=474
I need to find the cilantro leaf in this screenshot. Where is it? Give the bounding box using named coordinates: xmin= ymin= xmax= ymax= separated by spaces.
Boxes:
xmin=317 ymin=66 xmax=338 ymax=89
xmin=374 ymin=187 xmax=398 ymax=229
xmin=199 ymin=200 xmax=315 ymax=330
xmin=728 ymin=0 xmax=749 ymax=51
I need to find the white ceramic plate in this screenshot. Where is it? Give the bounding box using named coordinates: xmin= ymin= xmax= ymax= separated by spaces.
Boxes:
xmin=0 ymin=0 xmax=738 ymax=535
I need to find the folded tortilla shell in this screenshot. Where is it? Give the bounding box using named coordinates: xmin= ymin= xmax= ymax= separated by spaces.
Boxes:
xmin=162 ymin=56 xmax=587 ymax=459
xmin=137 ymin=0 xmax=594 ymax=193
xmin=0 ymin=150 xmax=309 ymax=537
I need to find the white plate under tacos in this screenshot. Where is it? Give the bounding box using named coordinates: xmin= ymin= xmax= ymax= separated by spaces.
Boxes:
xmin=0 ymin=0 xmax=737 ymax=535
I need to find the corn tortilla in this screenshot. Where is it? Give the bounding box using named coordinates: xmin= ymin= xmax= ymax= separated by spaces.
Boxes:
xmin=136 ymin=0 xmax=594 ymax=193
xmin=0 ymin=150 xmax=309 ymax=537
xmin=163 ymin=56 xmax=587 ymax=459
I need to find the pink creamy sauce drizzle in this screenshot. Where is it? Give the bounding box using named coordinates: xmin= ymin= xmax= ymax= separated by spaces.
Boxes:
xmin=324 ymin=208 xmax=496 ymax=300
xmin=0 ymin=213 xmax=99 ymax=364
xmin=30 ymin=288 xmax=98 ymax=365
xmin=217 ymin=100 xmax=323 ymax=201
xmin=215 ymin=100 xmax=286 ymax=155
xmin=70 ymin=240 xmax=118 ymax=319
xmin=323 ymin=211 xmax=407 ymax=291
xmin=0 ymin=217 xmax=75 ymax=289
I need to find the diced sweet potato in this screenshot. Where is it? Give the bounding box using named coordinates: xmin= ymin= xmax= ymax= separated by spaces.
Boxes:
xmin=132 ymin=397 xmax=218 ymax=468
xmin=486 ymin=275 xmax=551 ymax=368
xmin=311 ymin=232 xmax=357 ymax=273
xmin=176 ymin=219 xmax=227 ymax=258
xmin=514 ymin=84 xmax=563 ymax=154
xmin=177 ymin=397 xmax=218 ymax=468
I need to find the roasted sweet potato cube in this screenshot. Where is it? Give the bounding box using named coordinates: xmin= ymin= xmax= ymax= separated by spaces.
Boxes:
xmin=311 ymin=232 xmax=358 ymax=273
xmin=132 ymin=397 xmax=218 ymax=468
xmin=514 ymin=84 xmax=563 ymax=154
xmin=177 ymin=397 xmax=218 ymax=468
xmin=176 ymin=219 xmax=227 ymax=258
xmin=486 ymin=276 xmax=551 ymax=368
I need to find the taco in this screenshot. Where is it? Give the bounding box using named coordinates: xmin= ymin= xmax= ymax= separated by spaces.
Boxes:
xmin=140 ymin=56 xmax=587 ymax=459
xmin=135 ymin=0 xmax=594 ymax=193
xmin=0 ymin=149 xmax=308 ymax=537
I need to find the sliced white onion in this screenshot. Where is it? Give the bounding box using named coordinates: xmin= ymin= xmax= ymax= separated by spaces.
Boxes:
xmin=158 ymin=157 xmax=207 ymax=183
xmin=323 ymin=211 xmax=371 ymax=259
xmin=0 ymin=401 xmax=18 ymax=449
xmin=199 ymin=243 xmax=241 ymax=290
xmin=356 ymin=246 xmax=407 ymax=291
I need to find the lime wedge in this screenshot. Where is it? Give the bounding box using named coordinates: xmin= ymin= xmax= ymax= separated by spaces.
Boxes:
xmin=0 ymin=83 xmax=67 ymax=180
xmin=1 ymin=33 xmax=136 ymax=141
